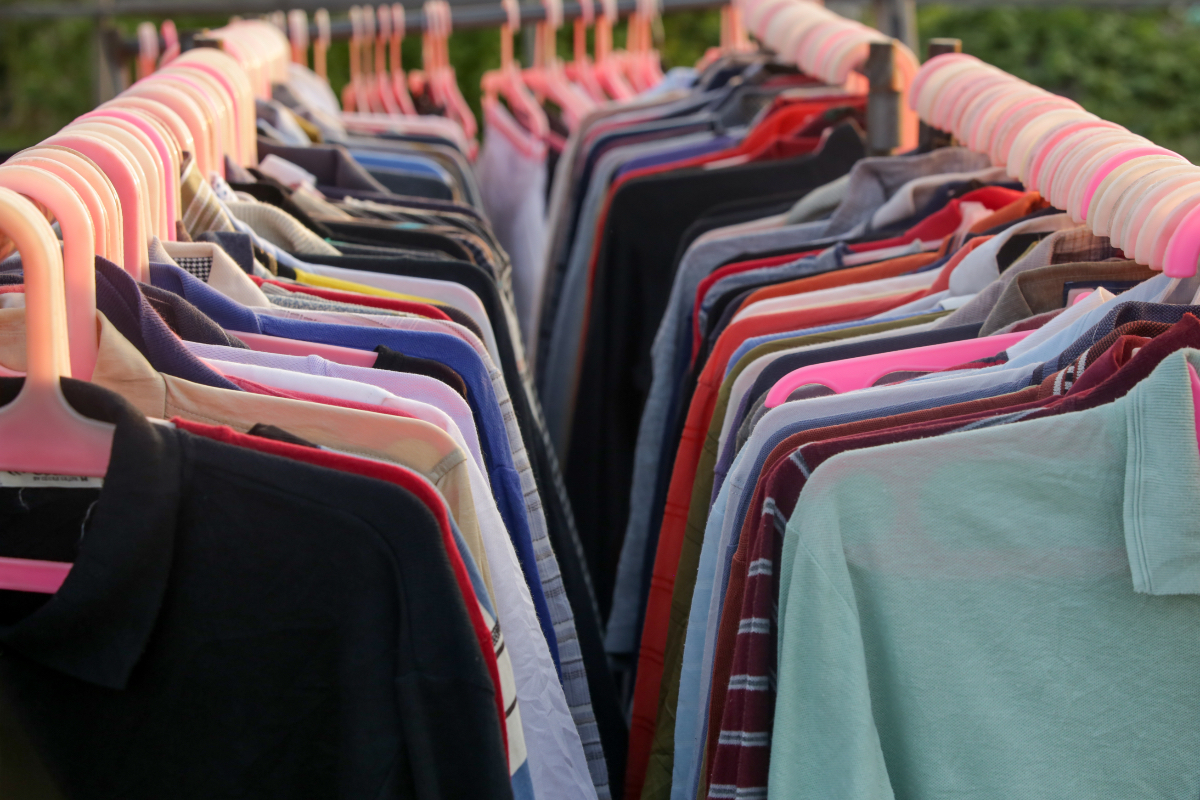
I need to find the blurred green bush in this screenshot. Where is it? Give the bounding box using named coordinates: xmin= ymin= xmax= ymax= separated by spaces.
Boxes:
xmin=918 ymin=5 xmax=1200 ymax=161
xmin=3 ymin=4 xmax=1200 ymax=164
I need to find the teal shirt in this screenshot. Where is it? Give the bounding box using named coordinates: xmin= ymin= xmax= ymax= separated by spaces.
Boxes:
xmin=771 ymin=348 xmax=1200 ymax=799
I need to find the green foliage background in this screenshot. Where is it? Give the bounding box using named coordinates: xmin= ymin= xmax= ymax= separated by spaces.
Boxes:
xmin=3 ymin=3 xmax=1200 ymax=162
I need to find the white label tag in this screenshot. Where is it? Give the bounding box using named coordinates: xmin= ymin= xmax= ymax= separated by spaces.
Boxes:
xmin=0 ymin=472 xmax=103 ymax=489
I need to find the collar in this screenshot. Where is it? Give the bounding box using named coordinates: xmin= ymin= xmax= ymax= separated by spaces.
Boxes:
xmin=0 ymin=377 xmax=180 ymax=689
xmin=1124 ymin=349 xmax=1200 ymax=595
xmin=159 ymin=240 xmax=272 ymax=309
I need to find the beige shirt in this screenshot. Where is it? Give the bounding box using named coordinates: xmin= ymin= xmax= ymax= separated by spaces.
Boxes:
xmin=0 ymin=308 xmax=497 ymax=603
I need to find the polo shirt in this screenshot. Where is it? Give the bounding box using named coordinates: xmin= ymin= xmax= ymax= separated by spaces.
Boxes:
xmin=148 ymin=263 xmax=605 ymax=799
xmin=706 ymin=318 xmax=1182 ymax=796
xmin=0 ymin=379 xmax=508 ymax=800
xmin=770 ymin=347 xmax=1200 ymax=799
xmin=147 ymin=261 xmax=559 ymax=673
xmin=173 ymin=419 xmax=534 ymax=800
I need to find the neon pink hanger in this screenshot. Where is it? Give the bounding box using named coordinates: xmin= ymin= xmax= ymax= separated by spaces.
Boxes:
xmin=123 ymin=83 xmax=216 ymax=178
xmin=908 ymin=52 xmax=974 ymax=110
xmin=1079 ymin=146 xmax=1185 ymax=220
xmin=1007 ymin=109 xmax=1095 ymax=185
xmin=372 ymin=5 xmax=404 ymax=116
xmin=104 ymin=96 xmax=195 ymax=171
xmin=0 ymin=187 xmax=115 ymax=594
xmin=1136 ymin=184 xmax=1200 ymax=268
xmin=42 ymin=132 xmax=148 ymax=281
xmin=93 ymin=107 xmax=182 ymax=235
xmin=764 ymin=331 xmax=1031 ymax=408
xmin=1087 ymin=157 xmax=1184 ymax=236
xmin=593 ymin=0 xmax=634 ymax=100
xmin=1025 ymin=119 xmax=1118 ymax=191
xmin=388 ymin=4 xmax=418 ymax=115
xmin=360 ymin=5 xmax=388 ymax=114
xmin=8 ymin=153 xmax=113 ymax=262
xmin=1117 ymin=169 xmax=1200 ymax=260
xmin=78 ymin=111 xmax=177 ymax=240
xmin=1162 ymin=197 xmax=1200 ymax=278
xmin=0 ymin=188 xmax=111 ymax=465
xmin=289 ymin=8 xmax=310 ymax=66
xmin=234 ymin=331 xmax=379 ymax=367
xmin=916 ymin=58 xmax=987 ymax=124
xmin=173 ymin=49 xmax=257 ymax=167
xmin=0 ymin=165 xmax=98 ymax=380
xmin=481 ymin=0 xmax=550 ymax=142
xmin=155 ymin=68 xmax=233 ymax=172
xmin=66 ymin=122 xmax=163 ymax=246
xmin=137 ymin=22 xmax=159 ymax=80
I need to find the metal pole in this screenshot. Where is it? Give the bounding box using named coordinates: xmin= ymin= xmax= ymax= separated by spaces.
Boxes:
xmin=918 ymin=37 xmax=961 ymax=150
xmin=870 ymin=0 xmax=915 ymax=52
xmin=93 ymin=0 xmax=122 ymax=104
xmin=866 ymin=40 xmax=900 ymax=156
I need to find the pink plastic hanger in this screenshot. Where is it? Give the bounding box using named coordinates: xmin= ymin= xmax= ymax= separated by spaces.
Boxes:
xmin=315 ymin=9 xmax=332 ymax=81
xmin=388 ymin=4 xmax=419 ymax=115
xmin=1061 ymin=136 xmax=1151 ymax=219
xmin=1007 ymin=109 xmax=1095 ymax=184
xmin=593 ymin=0 xmax=635 ymax=100
xmin=104 ymin=96 xmax=195 ymax=172
xmin=89 ymin=107 xmax=182 ymax=231
xmin=523 ymin=0 xmax=594 ymax=130
xmin=360 ymin=5 xmax=388 ymax=114
xmin=173 ymin=48 xmax=258 ymax=166
xmin=147 ymin=72 xmax=227 ymax=177
xmin=1087 ymin=156 xmax=1186 ymax=236
xmin=160 ymin=19 xmax=181 ymax=66
xmin=989 ymin=96 xmax=1081 ymax=166
xmin=234 ymin=331 xmax=379 ymax=367
xmin=1162 ymin=197 xmax=1200 ymax=278
xmin=74 ymin=115 xmax=173 ymax=240
xmin=41 ymin=132 xmax=148 ymax=281
xmin=1079 ymin=146 xmax=1185 ymax=221
xmin=1036 ymin=128 xmax=1135 ymax=208
xmin=137 ymin=22 xmax=159 ymax=80
xmin=0 ymin=187 xmax=115 ymax=593
xmin=8 ymin=152 xmax=114 ymax=262
xmin=1133 ymin=183 xmax=1200 ymax=268
xmin=0 ymin=187 xmax=113 ymax=474
xmin=289 ymin=8 xmax=310 ymax=65
xmin=0 ymin=166 xmax=98 ymax=380
xmin=372 ymin=5 xmax=404 ymax=115
xmin=427 ymin=1 xmax=479 ymax=146
xmin=567 ymin=0 xmax=607 ymax=103
xmin=155 ymin=68 xmax=234 ymax=171
xmin=343 ymin=6 xmax=368 ymax=112
xmin=1025 ymin=119 xmax=1118 ymax=191
xmin=764 ymin=331 xmax=1031 ymax=407
xmin=66 ymin=122 xmax=163 ymax=244
xmin=80 ymin=109 xmax=178 ymax=239
xmin=1112 ymin=167 xmax=1200 ymax=251
xmin=124 ymin=82 xmax=216 ymax=178
xmin=481 ymin=0 xmax=551 ymax=142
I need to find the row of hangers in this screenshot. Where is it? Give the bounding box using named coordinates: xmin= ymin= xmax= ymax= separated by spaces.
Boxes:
xmin=912 ymin=53 xmax=1200 ymax=279
xmin=0 ymin=20 xmax=294 ymax=592
xmin=742 ymin=0 xmax=919 ymax=149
